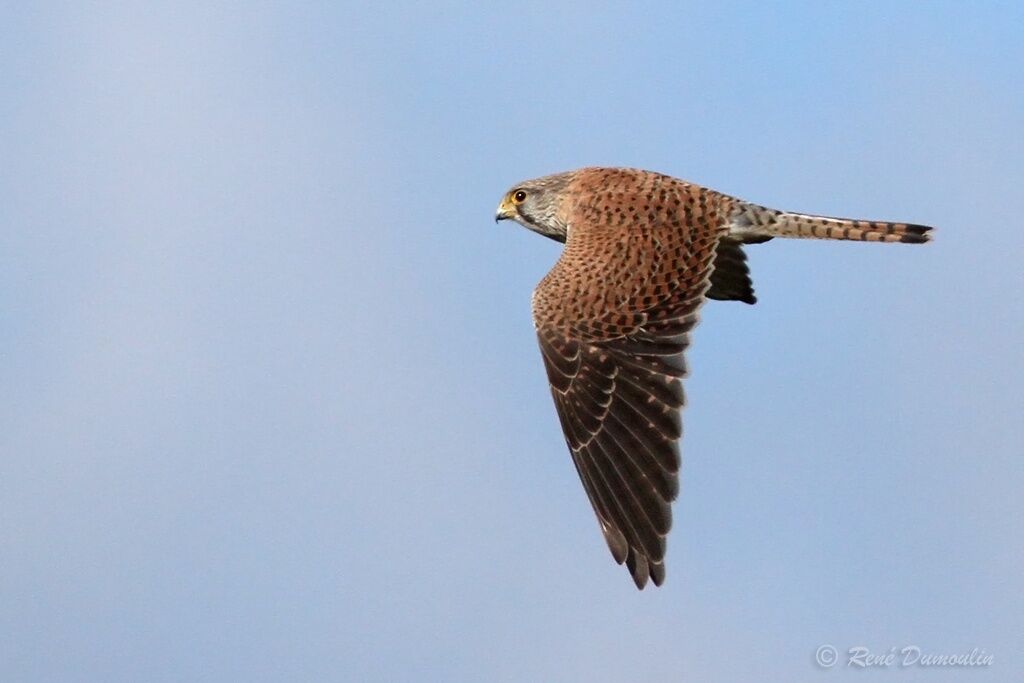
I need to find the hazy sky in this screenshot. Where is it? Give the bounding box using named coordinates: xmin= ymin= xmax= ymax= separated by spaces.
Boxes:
xmin=2 ymin=2 xmax=1022 ymax=681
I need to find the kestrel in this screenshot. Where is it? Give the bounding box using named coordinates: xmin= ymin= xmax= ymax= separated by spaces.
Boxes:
xmin=495 ymin=167 xmax=933 ymax=589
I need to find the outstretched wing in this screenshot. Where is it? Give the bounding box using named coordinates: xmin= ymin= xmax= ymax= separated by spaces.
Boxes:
xmin=536 ymin=310 xmax=699 ymax=588
xmin=532 ymin=174 xmax=727 ymax=588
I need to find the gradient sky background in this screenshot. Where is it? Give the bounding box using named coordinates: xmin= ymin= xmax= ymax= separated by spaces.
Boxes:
xmin=2 ymin=2 xmax=1022 ymax=681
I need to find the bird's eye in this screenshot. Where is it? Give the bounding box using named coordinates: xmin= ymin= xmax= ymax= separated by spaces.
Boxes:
xmin=513 ymin=190 xmax=527 ymax=203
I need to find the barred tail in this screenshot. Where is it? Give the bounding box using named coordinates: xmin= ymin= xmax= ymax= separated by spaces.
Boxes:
xmin=729 ymin=202 xmax=934 ymax=244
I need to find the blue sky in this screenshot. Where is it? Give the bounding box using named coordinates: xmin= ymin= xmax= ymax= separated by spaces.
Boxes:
xmin=1 ymin=2 xmax=1021 ymax=680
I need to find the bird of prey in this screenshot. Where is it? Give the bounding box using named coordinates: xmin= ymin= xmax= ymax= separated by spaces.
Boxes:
xmin=494 ymin=167 xmax=933 ymax=589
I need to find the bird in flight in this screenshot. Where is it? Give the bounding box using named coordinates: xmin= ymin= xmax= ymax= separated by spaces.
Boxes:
xmin=495 ymin=167 xmax=933 ymax=589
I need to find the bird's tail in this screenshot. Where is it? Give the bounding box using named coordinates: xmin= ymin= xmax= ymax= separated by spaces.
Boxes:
xmin=728 ymin=201 xmax=934 ymax=244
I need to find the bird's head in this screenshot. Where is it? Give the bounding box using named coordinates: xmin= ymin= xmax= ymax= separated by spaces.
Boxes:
xmin=495 ymin=171 xmax=575 ymax=243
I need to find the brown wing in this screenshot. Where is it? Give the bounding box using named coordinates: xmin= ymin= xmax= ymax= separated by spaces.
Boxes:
xmin=532 ymin=170 xmax=728 ymax=588
xmin=537 ymin=310 xmax=697 ymax=588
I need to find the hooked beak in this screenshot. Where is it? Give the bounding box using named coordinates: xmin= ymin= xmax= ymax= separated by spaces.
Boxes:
xmin=495 ymin=197 xmax=515 ymax=223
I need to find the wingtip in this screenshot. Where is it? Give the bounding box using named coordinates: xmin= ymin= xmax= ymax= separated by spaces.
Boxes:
xmin=623 ymin=549 xmax=668 ymax=589
xmin=602 ymin=522 xmax=629 ymax=565
xmin=650 ymin=561 xmax=666 ymax=587
xmin=626 ymin=551 xmax=650 ymax=590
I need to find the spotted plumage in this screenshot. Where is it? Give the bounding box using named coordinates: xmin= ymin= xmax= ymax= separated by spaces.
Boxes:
xmin=495 ymin=167 xmax=933 ymax=589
